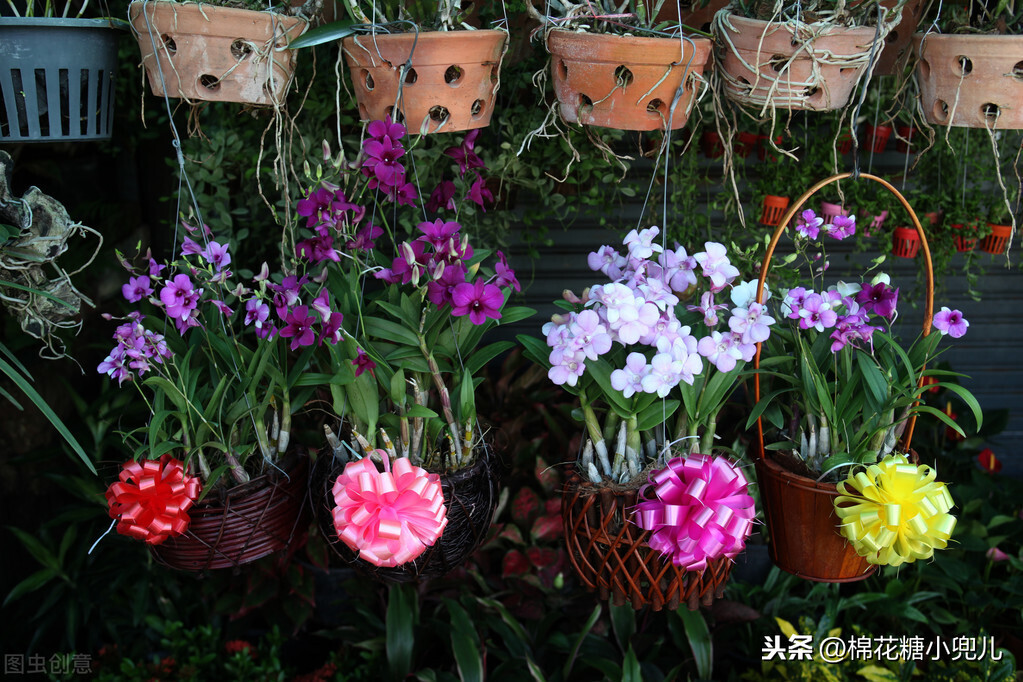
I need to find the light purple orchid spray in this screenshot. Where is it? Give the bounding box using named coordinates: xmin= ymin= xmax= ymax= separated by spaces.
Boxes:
xmin=753 ymin=210 xmax=983 ymax=477
xmin=295 ymin=119 xmax=532 ymax=472
xmin=519 ymin=227 xmax=775 ymax=485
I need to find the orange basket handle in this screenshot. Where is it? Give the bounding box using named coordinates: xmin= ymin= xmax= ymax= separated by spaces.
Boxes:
xmin=753 ymin=172 xmax=934 ymax=461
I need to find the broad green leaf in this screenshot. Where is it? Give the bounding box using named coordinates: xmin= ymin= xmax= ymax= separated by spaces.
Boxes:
xmin=563 ymin=604 xmax=600 ymax=680
xmin=3 ymin=568 xmax=57 ymax=607
xmin=364 ymin=317 xmax=421 ymax=348
xmin=498 ymin=305 xmax=537 ymax=326
xmin=516 ymin=334 xmax=551 ymax=369
xmin=677 ymin=608 xmax=713 ymax=680
xmin=636 ymin=399 xmax=680 ymax=432
xmin=8 ymin=527 xmax=59 ymax=571
xmin=386 ymin=584 xmax=415 ymax=682
xmin=445 ymin=599 xmax=483 ymax=682
xmin=288 ymin=19 xmax=360 ymax=48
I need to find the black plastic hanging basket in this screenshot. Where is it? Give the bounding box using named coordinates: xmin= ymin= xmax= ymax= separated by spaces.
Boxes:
xmin=0 ymin=18 xmax=122 ymax=143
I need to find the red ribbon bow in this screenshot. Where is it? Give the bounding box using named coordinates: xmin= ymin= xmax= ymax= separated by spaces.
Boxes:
xmin=633 ymin=454 xmax=755 ymax=571
xmin=332 ymin=451 xmax=448 ymax=568
xmin=105 ymin=455 xmax=202 ymax=545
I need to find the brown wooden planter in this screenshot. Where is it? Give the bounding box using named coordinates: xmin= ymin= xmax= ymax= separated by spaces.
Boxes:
xmin=129 ymin=1 xmax=308 ymax=106
xmin=754 ymin=455 xmax=876 ymax=583
xmin=562 ymin=472 xmax=732 ymax=611
xmin=151 ymin=450 xmax=310 ymax=571
xmin=915 ymin=33 xmax=1023 ymax=129
xmin=546 ymin=29 xmax=713 ymax=131
xmin=342 ymin=29 xmax=507 ymax=134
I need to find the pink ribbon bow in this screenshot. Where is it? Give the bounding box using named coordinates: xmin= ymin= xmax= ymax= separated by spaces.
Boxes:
xmin=331 ymin=451 xmax=448 ymax=567
xmin=632 ymin=454 xmax=755 ymax=571
xmin=105 ymin=455 xmax=202 ymax=545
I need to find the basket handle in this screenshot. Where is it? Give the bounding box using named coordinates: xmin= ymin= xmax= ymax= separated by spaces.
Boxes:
xmin=753 ymin=172 xmax=934 ymax=461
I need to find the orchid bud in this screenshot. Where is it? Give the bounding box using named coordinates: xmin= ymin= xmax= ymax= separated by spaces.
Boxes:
xmin=460 ymin=234 xmax=470 ymax=257
xmin=549 ymin=313 xmax=569 ymax=326
xmin=302 ymin=160 xmax=311 ymax=180
xmin=400 ymin=241 xmax=415 ymax=264
xmin=562 ymin=289 xmax=582 ymax=304
xmin=871 ymin=272 xmax=891 ymax=286
xmin=433 ymin=260 xmax=446 ymax=281
xmin=254 ymin=262 xmax=271 ymax=282
xmin=321 ymin=140 xmax=331 ymax=161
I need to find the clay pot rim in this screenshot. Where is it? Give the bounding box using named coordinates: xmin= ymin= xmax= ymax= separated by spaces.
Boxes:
xmin=128 ymin=0 xmax=308 ymax=26
xmin=545 ymin=27 xmax=714 ymax=62
xmin=343 ymin=27 xmax=508 ymax=47
xmin=722 ymin=13 xmax=883 ymax=40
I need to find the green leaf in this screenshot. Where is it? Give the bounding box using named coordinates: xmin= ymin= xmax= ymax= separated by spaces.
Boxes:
xmin=8 ymin=527 xmax=59 ymax=571
xmin=677 ymin=608 xmax=713 ymax=679
xmin=563 ymin=604 xmax=601 ymax=680
xmin=288 ymin=19 xmax=360 ymax=48
xmin=609 ymin=603 xmax=635 ymax=651
xmin=516 ymin=334 xmax=551 ymax=370
xmin=458 ymin=371 xmax=476 ymax=426
xmin=636 ymin=399 xmax=680 ymax=432
xmin=621 ymin=646 xmax=642 ymax=682
xmin=406 ymin=405 xmax=438 ymax=419
xmin=365 ymin=317 xmax=421 ymax=348
xmin=386 ymin=584 xmax=415 ymax=682
xmin=498 ymin=305 xmax=537 ymax=326
xmin=445 ymin=600 xmax=483 ymax=682
xmin=3 ymin=568 xmax=57 ymax=607
xmin=463 ymin=340 xmax=515 ymax=378
xmin=856 ymin=350 xmax=890 ymax=409
xmin=390 ymin=368 xmax=407 ymax=407
xmin=0 ymin=355 xmax=93 ymax=474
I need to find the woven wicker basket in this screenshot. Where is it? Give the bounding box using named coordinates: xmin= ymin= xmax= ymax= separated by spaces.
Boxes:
xmin=151 ymin=449 xmax=310 ymax=571
xmin=314 ymin=445 xmax=500 ymax=583
xmin=562 ymin=472 xmax=732 ymax=611
xmin=752 ymin=172 xmax=933 ymax=582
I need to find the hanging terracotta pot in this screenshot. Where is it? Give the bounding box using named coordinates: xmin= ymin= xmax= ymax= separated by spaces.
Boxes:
xmin=862 ymin=209 xmax=889 ymax=236
xmin=914 ymin=33 xmax=1023 ymax=129
xmin=342 ymin=29 xmax=507 ymax=134
xmin=950 ymin=222 xmax=978 ymax=252
xmin=894 ymin=124 xmax=916 ymax=153
xmin=754 ymin=454 xmax=876 ymax=582
xmin=129 ymin=1 xmax=308 ymax=106
xmin=874 ymin=0 xmax=925 ymax=76
xmin=760 ymin=195 xmax=790 ymax=226
xmin=562 ymin=471 xmax=733 ymax=610
xmin=863 ymin=123 xmax=893 ymax=153
xmin=892 ymin=225 xmax=921 ymax=258
xmin=820 ymin=201 xmax=850 ymax=225
xmin=714 ymin=14 xmax=886 ymax=111
xmin=546 ymin=29 xmax=713 ymax=131
xmin=701 ymin=129 xmax=725 ymax=158
xmin=837 ymin=131 xmax=854 ymax=154
xmin=734 ymin=130 xmax=760 ymax=158
xmin=980 ymin=223 xmax=1013 ymax=255
xmin=151 ymin=450 xmax=310 ymax=571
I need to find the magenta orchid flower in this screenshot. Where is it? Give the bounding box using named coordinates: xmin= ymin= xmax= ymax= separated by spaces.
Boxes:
xmin=159 ymin=274 xmax=200 ymax=321
xmin=933 ymin=307 xmax=969 ymax=338
xmin=451 ymin=280 xmax=504 ymax=325
xmin=122 ymin=275 xmax=153 ymax=303
xmin=795 ymin=209 xmax=824 ymax=240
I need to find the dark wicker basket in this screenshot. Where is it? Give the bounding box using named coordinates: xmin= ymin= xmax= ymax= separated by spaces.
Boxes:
xmin=562 ymin=472 xmax=732 ymax=611
xmin=314 ymin=445 xmax=500 ymax=583
xmin=151 ymin=449 xmax=310 ymax=571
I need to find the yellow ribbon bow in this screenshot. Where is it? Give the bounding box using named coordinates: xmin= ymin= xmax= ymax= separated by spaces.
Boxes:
xmin=834 ymin=454 xmax=956 ymax=566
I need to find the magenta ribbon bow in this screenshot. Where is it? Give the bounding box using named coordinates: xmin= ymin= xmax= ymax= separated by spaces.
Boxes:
xmin=105 ymin=455 xmax=202 ymax=546
xmin=332 ymin=451 xmax=448 ymax=568
xmin=632 ymin=453 xmax=755 ymax=571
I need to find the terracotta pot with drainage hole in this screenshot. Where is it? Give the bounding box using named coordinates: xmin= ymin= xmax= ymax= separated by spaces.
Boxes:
xmin=341 ymin=29 xmax=507 ymax=135
xmin=914 ymin=33 xmax=1023 ymax=129
xmin=715 ymin=14 xmax=887 ymax=112
xmin=129 ymin=1 xmax=308 ymax=106
xmin=546 ymin=29 xmax=713 ymax=131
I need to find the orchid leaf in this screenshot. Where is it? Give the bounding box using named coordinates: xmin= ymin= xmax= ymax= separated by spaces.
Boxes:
xmin=499 ymin=305 xmax=537 ymax=326
xmin=636 ymin=399 xmax=679 ymax=432
xmin=516 ymin=334 xmax=551 ymax=370
xmin=287 ymin=19 xmax=359 ymax=48
xmin=364 ymin=317 xmax=421 ymax=348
